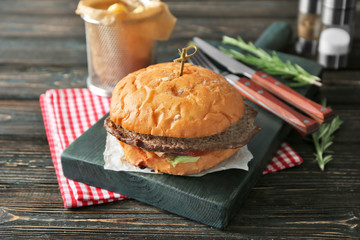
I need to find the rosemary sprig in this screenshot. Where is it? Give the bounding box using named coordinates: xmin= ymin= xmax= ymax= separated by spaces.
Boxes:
xmin=220 ymin=36 xmax=322 ymax=87
xmin=312 ymin=99 xmax=343 ymax=171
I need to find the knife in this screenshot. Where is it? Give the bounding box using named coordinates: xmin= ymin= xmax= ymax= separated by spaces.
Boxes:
xmin=193 ymin=37 xmax=334 ymax=124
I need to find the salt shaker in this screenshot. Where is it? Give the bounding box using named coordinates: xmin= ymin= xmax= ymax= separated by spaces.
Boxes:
xmin=295 ymin=0 xmax=322 ymax=56
xmin=318 ymin=28 xmax=350 ymax=69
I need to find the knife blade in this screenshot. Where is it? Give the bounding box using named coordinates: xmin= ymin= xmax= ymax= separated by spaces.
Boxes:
xmin=193 ymin=37 xmax=334 ymax=123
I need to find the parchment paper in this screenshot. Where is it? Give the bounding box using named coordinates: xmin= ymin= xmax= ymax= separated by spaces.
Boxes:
xmin=104 ymin=133 xmax=253 ymax=177
xmin=76 ymin=0 xmax=176 ymax=40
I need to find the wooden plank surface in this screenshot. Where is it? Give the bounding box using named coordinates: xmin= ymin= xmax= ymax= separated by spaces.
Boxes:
xmin=0 ymin=0 xmax=360 ymax=238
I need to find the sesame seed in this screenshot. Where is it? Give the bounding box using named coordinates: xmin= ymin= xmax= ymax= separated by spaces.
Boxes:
xmin=174 ymin=114 xmax=181 ymax=121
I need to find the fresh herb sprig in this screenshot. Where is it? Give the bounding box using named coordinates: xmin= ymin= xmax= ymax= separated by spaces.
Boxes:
xmin=312 ymin=100 xmax=343 ymax=171
xmin=220 ymin=36 xmax=322 ymax=87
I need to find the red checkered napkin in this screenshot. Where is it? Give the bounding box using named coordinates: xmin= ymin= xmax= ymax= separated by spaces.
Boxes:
xmin=40 ymin=88 xmax=303 ymax=208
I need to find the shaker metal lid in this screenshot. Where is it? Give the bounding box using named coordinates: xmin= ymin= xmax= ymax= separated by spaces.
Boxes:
xmin=323 ymin=0 xmax=357 ymax=9
xmin=322 ymin=1 xmax=356 ymax=25
xmin=299 ymin=0 xmax=322 ymax=14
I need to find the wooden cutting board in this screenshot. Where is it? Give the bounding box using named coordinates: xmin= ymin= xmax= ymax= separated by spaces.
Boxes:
xmin=61 ymin=22 xmax=322 ymax=229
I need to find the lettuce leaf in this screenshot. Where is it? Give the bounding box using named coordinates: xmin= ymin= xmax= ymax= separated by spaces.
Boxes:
xmin=169 ymin=155 xmax=200 ymax=167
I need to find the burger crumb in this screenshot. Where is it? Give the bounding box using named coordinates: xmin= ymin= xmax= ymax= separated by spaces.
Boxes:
xmin=161 ymin=77 xmax=170 ymax=81
xmin=174 ymin=114 xmax=181 ymax=121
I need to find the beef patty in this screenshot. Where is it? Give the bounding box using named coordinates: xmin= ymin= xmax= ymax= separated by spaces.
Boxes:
xmin=104 ymin=104 xmax=260 ymax=153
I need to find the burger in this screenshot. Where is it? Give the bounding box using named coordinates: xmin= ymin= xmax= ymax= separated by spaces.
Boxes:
xmin=104 ymin=62 xmax=260 ymax=175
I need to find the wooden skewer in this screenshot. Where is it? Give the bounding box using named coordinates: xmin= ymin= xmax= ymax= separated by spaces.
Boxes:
xmin=174 ymin=45 xmax=198 ymax=76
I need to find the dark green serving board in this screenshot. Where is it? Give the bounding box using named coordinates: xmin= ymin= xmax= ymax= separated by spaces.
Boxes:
xmin=61 ymin=22 xmax=322 ymax=229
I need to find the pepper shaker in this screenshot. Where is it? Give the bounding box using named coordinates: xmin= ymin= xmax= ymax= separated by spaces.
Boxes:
xmin=295 ymin=0 xmax=322 ymax=56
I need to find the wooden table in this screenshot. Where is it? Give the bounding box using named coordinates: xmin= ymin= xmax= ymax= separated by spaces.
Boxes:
xmin=1 ymin=0 xmax=359 ymax=238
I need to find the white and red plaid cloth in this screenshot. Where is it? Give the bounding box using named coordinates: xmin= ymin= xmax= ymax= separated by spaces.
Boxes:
xmin=40 ymin=88 xmax=303 ymax=208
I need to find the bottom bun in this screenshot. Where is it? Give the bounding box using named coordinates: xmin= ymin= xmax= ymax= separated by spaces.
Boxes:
xmin=119 ymin=142 xmax=240 ymax=175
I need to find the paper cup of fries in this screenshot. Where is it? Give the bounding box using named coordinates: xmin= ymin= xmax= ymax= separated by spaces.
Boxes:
xmin=76 ymin=0 xmax=176 ymax=96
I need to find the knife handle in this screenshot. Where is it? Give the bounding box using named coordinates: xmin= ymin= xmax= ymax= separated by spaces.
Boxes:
xmin=235 ymin=77 xmax=319 ymax=135
xmin=252 ymin=71 xmax=334 ymax=123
